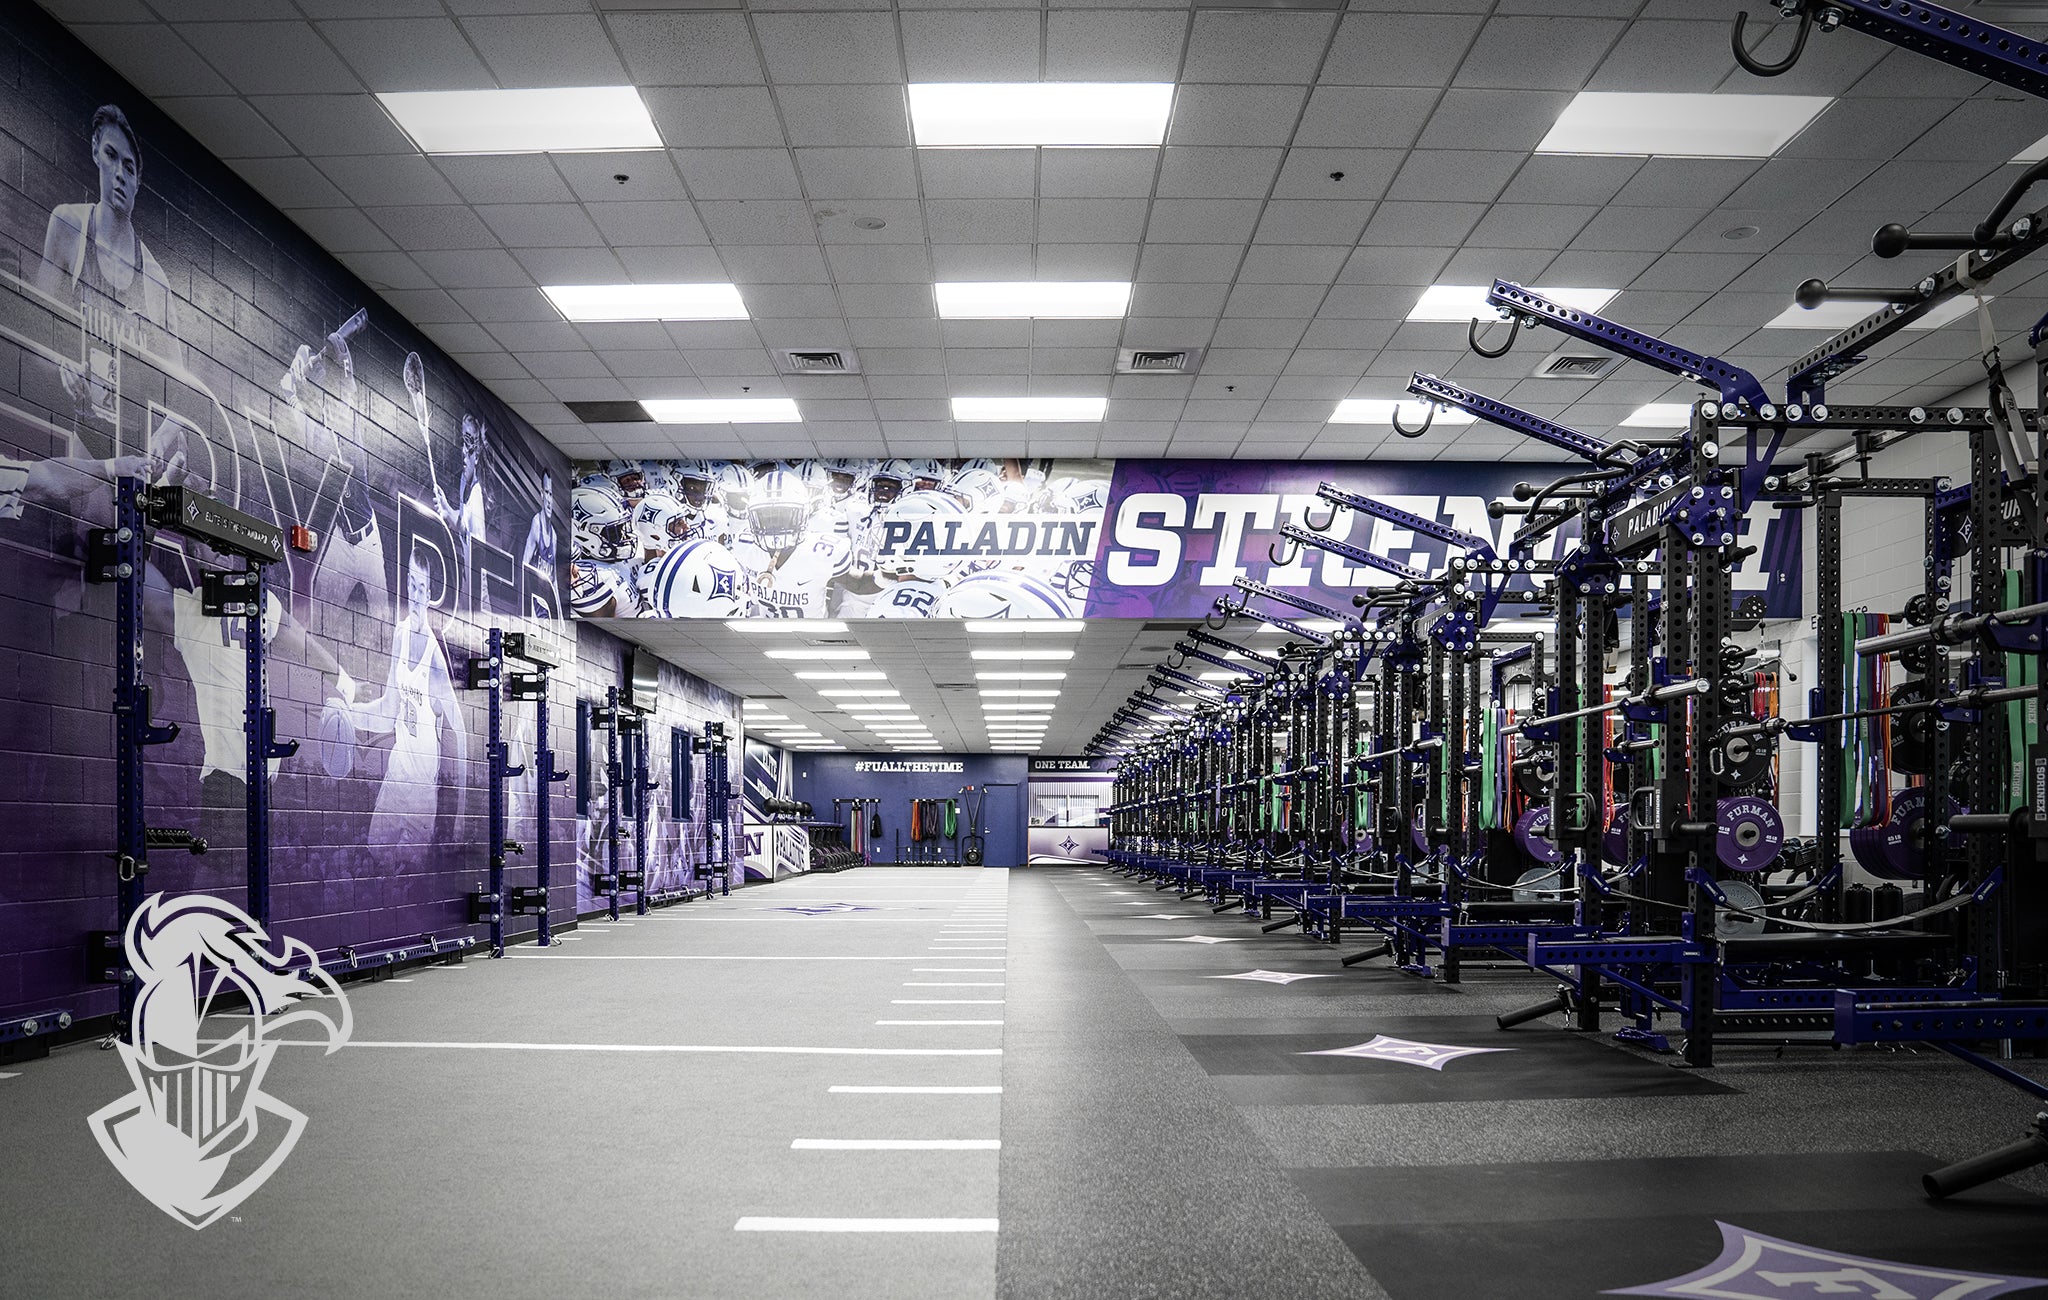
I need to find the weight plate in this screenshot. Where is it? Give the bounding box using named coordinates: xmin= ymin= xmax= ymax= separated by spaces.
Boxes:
xmin=1889 ymin=681 xmax=1934 ymax=776
xmin=1715 ymin=795 xmax=1784 ymax=872
xmin=1708 ymin=720 xmax=1774 ymax=788
xmin=1512 ymin=865 xmax=1568 ymax=902
xmin=1903 ymin=593 xmax=1934 ymax=626
xmin=1716 ymin=879 xmax=1768 ymax=941
xmin=1512 ymin=806 xmax=1562 ymax=865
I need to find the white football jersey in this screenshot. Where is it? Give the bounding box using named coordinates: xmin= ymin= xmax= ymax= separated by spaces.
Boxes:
xmin=750 ymin=534 xmax=839 ymax=619
xmin=868 ymin=580 xmax=944 ymax=619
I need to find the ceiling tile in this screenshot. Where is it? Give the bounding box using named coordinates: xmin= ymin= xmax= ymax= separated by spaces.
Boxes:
xmin=410 ymin=248 xmax=536 ymax=288
xmin=1040 ymin=148 xmax=1159 ymax=199
xmin=774 ymin=85 xmax=911 ymax=147
xmin=920 ymin=150 xmax=1038 ymax=199
xmin=644 ymin=88 xmax=787 ymax=149
xmin=317 ymin=17 xmax=494 ymax=91
xmin=509 ymin=247 xmax=629 ymax=283
xmin=1586 ymin=19 xmax=1733 ymax=92
xmin=1251 ymin=201 xmax=1371 ymax=247
xmin=585 ymin=202 xmax=711 ymax=247
xmin=1045 ymin=11 xmax=1187 ymax=81
xmin=155 ymin=96 xmax=295 ymax=159
xmin=1156 ymin=147 xmax=1284 ymax=200
xmin=1359 ymin=201 xmax=1486 ymax=248
xmin=557 ymin=153 xmax=691 ymax=203
xmin=755 ymin=14 xmax=904 ymax=85
xmin=251 ymin=94 xmax=414 ymax=156
xmin=674 ymin=149 xmax=804 ymax=201
xmin=232 ymin=157 xmax=351 ymax=210
xmin=1321 ymin=12 xmax=1480 ymax=87
xmin=476 ymin=203 xmax=603 ymax=248
xmin=1295 ymin=86 xmax=1436 ymax=149
xmin=604 ymin=12 xmax=765 ymax=85
xmin=1417 ymin=88 xmax=1577 ymax=152
xmin=316 ymin=154 xmax=461 ymax=207
xmin=1145 ymin=199 xmax=1263 ymax=244
xmin=796 ymin=148 xmax=919 ymax=200
xmin=460 ymin=13 xmax=628 ymax=86
xmin=432 ymin=155 xmax=575 ymax=205
xmin=824 ymin=244 xmax=933 ymax=284
xmin=1456 ymin=16 xmax=1624 ymax=90
xmin=181 ymin=22 xmax=364 ymax=95
xmin=616 ymin=246 xmax=730 ymax=280
xmin=285 ymin=206 xmax=396 ymax=253
xmin=1181 ymin=12 xmax=1337 ymax=85
xmin=1388 ymin=150 xmax=1522 ymax=204
xmin=1037 ymin=199 xmax=1150 ymax=244
xmin=1462 ymin=203 xmax=1598 ymax=250
xmin=717 ymin=242 xmax=835 ymax=282
xmin=931 ymin=245 xmax=1034 ymax=279
xmin=1167 ymin=85 xmax=1309 ymax=147
xmin=901 ymin=11 xmax=1041 ymax=81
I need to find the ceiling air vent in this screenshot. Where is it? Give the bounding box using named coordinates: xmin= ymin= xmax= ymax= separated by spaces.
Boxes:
xmin=776 ymin=348 xmax=859 ymax=374
xmin=566 ymin=400 xmax=652 ymax=423
xmin=1533 ymin=352 xmax=1621 ymax=380
xmin=1118 ymin=347 xmax=1203 ymax=374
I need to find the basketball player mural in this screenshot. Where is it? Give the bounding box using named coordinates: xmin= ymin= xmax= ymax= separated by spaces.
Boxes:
xmin=333 ymin=544 xmax=470 ymax=848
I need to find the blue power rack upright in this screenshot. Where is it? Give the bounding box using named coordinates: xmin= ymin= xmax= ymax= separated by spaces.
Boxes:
xmin=86 ymin=477 xmax=294 ymax=1031
xmin=697 ymin=721 xmax=733 ymax=896
xmin=464 ymin=628 xmax=565 ymax=954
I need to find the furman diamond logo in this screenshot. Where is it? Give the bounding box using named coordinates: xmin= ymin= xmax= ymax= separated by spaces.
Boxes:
xmin=1607 ymin=1222 xmax=2048 ymax=1300
xmin=88 ymin=894 xmax=352 ymax=1230
xmin=1301 ymin=1035 xmax=1513 ymax=1070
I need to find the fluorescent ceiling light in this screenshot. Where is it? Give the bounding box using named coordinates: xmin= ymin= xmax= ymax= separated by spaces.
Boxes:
xmin=1409 ymin=284 xmax=1617 ymax=322
xmin=1621 ymin=403 xmax=1698 ymax=428
xmin=980 ymin=689 xmax=1061 ymax=697
xmin=1763 ymin=296 xmax=1984 ymax=330
xmin=743 ymin=713 xmax=790 ymax=722
xmin=909 ymin=83 xmax=1173 ymax=147
xmin=976 ymin=672 xmax=1067 ymax=681
xmin=378 ymin=86 xmax=661 ymax=155
xmin=642 ymin=398 xmax=801 ymax=424
xmin=1330 ymin=399 xmax=1477 ymax=426
xmin=765 ymin=649 xmax=869 ymax=661
xmin=952 ymin=397 xmax=1106 ymax=422
xmin=544 ymin=283 xmax=745 ymax=323
xmin=795 ymin=671 xmax=886 ymax=681
xmin=1537 ymin=92 xmax=1831 ymax=158
xmin=733 ymin=620 xmax=846 ymax=634
xmin=936 ymin=282 xmax=1131 ymax=319
xmin=819 ymin=688 xmax=900 ymax=698
xmin=839 ymin=702 xmax=913 ymax=711
xmin=971 ymin=649 xmax=1075 ymax=661
xmin=2016 ymin=133 xmax=2048 ymax=165
xmin=983 ymin=704 xmax=1055 ymax=712
xmin=967 ymin=622 xmax=1085 ymax=634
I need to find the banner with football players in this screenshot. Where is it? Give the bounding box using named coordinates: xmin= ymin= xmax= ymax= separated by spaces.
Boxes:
xmin=572 ymin=455 xmax=1804 ymax=621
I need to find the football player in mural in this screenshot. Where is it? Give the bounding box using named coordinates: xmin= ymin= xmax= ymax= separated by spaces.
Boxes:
xmin=864 ymin=486 xmax=968 ymax=619
xmin=338 ymin=543 xmax=469 ymax=847
xmin=33 ymin=103 xmax=172 ymax=443
xmin=733 ymin=468 xmax=841 ymax=618
xmin=570 ymin=482 xmax=640 ymax=618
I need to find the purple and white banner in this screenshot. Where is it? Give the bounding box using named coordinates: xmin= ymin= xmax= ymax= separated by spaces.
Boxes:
xmin=575 ymin=456 xmax=1802 ymax=622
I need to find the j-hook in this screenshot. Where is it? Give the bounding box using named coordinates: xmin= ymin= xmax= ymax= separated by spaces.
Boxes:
xmin=1391 ymin=401 xmax=1437 ymax=439
xmin=1731 ymin=5 xmax=1822 ymax=79
xmin=1268 ymin=534 xmax=1302 ymax=566
xmin=1467 ymin=313 xmax=1530 ymax=359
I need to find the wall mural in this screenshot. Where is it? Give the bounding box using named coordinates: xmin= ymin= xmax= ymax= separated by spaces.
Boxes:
xmin=0 ymin=8 xmax=743 ymax=1027
xmin=574 ymin=456 xmax=1803 ymax=621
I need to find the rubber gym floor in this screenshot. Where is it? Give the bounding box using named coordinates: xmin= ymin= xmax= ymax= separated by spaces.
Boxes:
xmin=4 ymin=865 xmax=2044 ymax=1300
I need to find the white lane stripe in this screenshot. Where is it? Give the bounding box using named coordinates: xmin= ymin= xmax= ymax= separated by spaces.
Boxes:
xmin=0 ymin=1072 xmax=18 ymax=1081
xmin=735 ymin=1218 xmax=997 ymax=1233
xmin=244 ymin=1040 xmax=1000 ymax=1056
xmin=382 ymin=978 xmax=416 ymax=983
xmin=903 ymin=982 xmax=1004 ymax=987
xmin=912 ymin=968 xmax=1004 ymax=972
xmin=875 ymin=1020 xmax=1003 ymax=1026
xmin=891 ymin=999 xmax=1004 ymax=1005
xmin=508 ymin=955 xmax=953 ymax=961
xmin=828 ymin=1086 xmax=1001 ymax=1094
xmin=792 ymin=1138 xmax=999 ymax=1150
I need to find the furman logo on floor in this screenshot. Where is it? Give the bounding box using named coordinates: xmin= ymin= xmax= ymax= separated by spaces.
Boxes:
xmin=87 ymin=894 xmax=353 ymax=1229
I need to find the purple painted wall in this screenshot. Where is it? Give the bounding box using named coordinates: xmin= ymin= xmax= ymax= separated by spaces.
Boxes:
xmin=0 ymin=8 xmax=739 ymax=1026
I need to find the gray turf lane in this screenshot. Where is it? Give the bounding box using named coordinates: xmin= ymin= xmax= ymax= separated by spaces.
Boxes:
xmin=0 ymin=868 xmax=1006 ymax=1300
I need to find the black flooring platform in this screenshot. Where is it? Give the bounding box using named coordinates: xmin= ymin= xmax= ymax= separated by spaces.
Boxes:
xmin=1 ymin=865 xmax=2043 ymax=1299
